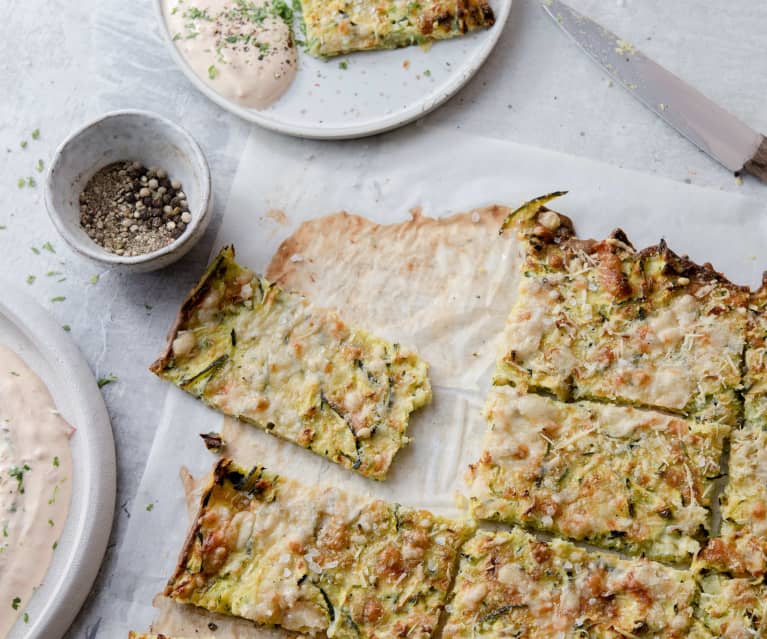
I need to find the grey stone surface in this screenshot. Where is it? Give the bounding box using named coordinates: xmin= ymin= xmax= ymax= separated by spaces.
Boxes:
xmin=0 ymin=0 xmax=764 ymax=636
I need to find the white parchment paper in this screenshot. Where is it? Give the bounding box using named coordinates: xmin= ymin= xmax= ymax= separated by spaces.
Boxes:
xmin=105 ymin=123 xmax=767 ymax=636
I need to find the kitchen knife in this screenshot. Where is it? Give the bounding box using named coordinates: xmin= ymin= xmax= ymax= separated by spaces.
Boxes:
xmin=542 ymin=0 xmax=767 ymax=182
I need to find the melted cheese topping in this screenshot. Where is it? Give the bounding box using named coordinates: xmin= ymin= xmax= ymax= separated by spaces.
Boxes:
xmin=152 ymin=247 xmax=431 ymax=480
xmin=300 ymin=0 xmax=495 ymax=58
xmin=495 ymin=213 xmax=748 ymax=427
xmin=0 ymin=346 xmax=74 ymax=638
xmin=167 ymin=460 xmax=474 ymax=637
xmin=443 ymin=528 xmax=697 ymax=638
xmin=468 ymin=388 xmax=727 ymax=563
xmin=690 ymin=574 xmax=767 ymax=639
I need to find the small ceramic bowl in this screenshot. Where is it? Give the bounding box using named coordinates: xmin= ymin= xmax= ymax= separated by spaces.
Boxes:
xmin=45 ymin=110 xmax=212 ymax=273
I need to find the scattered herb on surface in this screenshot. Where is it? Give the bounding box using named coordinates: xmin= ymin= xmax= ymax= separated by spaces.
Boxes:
xmin=50 ymin=296 xmax=66 ymax=303
xmin=97 ymin=373 xmax=118 ymax=388
xmin=42 ymin=241 xmax=55 ymax=253
xmin=26 ymin=275 xmax=35 ymax=285
xmin=17 ymin=178 xmax=26 ymax=188
xmin=339 ymin=60 xmax=348 ymax=70
xmin=23 ymin=612 xmax=29 ymax=623
xmin=208 ymin=64 xmax=219 ymax=79
xmin=20 ymin=141 xmax=28 ymax=149
xmin=26 ymin=177 xmax=36 ymax=188
xmin=53 ymin=456 xmax=60 ymax=467
xmin=36 ymin=159 xmax=44 ymax=173
xmin=62 ymin=324 xmax=71 ymax=332
xmin=89 ymin=274 xmax=100 ymax=285
xmin=31 ymin=129 xmax=40 ymax=140
xmin=30 ymin=246 xmax=40 ymax=254
xmin=9 ymin=464 xmax=30 ymax=494
xmin=12 ymin=597 xmax=21 ymax=610
xmin=146 ymin=503 xmax=154 ymax=512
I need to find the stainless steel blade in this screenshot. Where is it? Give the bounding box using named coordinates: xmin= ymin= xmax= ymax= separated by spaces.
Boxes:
xmin=542 ymin=0 xmax=763 ymax=173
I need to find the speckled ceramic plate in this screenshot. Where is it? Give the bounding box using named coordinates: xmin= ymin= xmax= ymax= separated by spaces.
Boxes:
xmin=0 ymin=284 xmax=116 ymax=639
xmin=154 ymin=0 xmax=512 ymax=139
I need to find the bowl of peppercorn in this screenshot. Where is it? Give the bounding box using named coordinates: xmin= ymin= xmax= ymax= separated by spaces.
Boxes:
xmin=45 ymin=109 xmax=212 ymax=272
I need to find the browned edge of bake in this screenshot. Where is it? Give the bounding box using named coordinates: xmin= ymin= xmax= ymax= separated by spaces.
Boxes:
xmin=149 ymin=246 xmax=236 ymax=375
xmin=163 ymin=459 xmax=232 ymax=597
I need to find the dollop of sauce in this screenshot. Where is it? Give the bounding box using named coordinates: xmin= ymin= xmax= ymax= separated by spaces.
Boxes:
xmin=163 ymin=0 xmax=298 ymax=109
xmin=0 ymin=346 xmax=74 ymax=638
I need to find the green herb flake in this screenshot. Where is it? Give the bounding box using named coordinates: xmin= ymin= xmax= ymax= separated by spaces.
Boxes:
xmin=30 ymin=246 xmax=40 ymax=254
xmin=35 ymin=159 xmax=44 ymax=173
xmin=11 ymin=597 xmax=21 ymax=610
xmin=53 ymin=456 xmax=60 ymax=467
xmin=20 ymin=140 xmax=28 ymax=149
xmin=17 ymin=178 xmax=26 ymax=189
xmin=48 ymin=519 xmax=54 ymax=527
xmin=62 ymin=324 xmax=71 ymax=332
xmin=26 ymin=275 xmax=35 ymax=285
xmin=0 ymin=225 xmax=6 ymax=230
xmin=423 ymin=69 xmax=431 ymax=76
xmin=52 ymin=541 xmax=58 ymax=550
xmin=97 ymin=373 xmax=118 ymax=388
xmin=50 ymin=296 xmax=66 ymax=303
xmin=89 ymin=274 xmax=100 ymax=285
xmin=208 ymin=64 xmax=219 ymax=79
xmin=31 ymin=128 xmax=40 ymax=140
xmin=26 ymin=176 xmax=36 ymax=188
xmin=339 ymin=60 xmax=348 ymax=70
xmin=146 ymin=502 xmax=155 ymax=512
xmin=9 ymin=464 xmax=30 ymax=494
xmin=23 ymin=612 xmax=29 ymax=623
xmin=42 ymin=241 xmax=55 ymax=253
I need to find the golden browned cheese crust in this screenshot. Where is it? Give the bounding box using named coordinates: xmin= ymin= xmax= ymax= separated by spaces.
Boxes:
xmin=166 ymin=459 xmax=474 ymax=638
xmin=495 ymin=197 xmax=750 ymax=427
xmin=699 ymin=284 xmax=767 ymax=579
xmin=688 ymin=572 xmax=767 ymax=638
xmin=468 ymin=387 xmax=728 ymax=563
xmin=150 ymin=246 xmax=431 ymax=480
xmin=443 ymin=528 xmax=698 ymax=638
xmin=300 ymin=0 xmax=495 ymax=58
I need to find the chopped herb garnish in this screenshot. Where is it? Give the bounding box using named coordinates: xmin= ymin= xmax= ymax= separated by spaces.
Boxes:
xmin=146 ymin=502 xmax=154 ymax=512
xmin=339 ymin=60 xmax=348 ymax=70
xmin=11 ymin=597 xmax=21 ymax=610
xmin=208 ymin=64 xmax=219 ymax=79
xmin=42 ymin=241 xmax=55 ymax=253
xmin=36 ymin=159 xmax=44 ymax=173
xmin=46 ymin=270 xmax=62 ymax=276
xmin=62 ymin=324 xmax=71 ymax=332
xmin=89 ymin=274 xmax=100 ymax=285
xmin=17 ymin=178 xmax=26 ymax=188
xmin=9 ymin=464 xmax=30 ymax=494
xmin=26 ymin=275 xmax=35 ymax=285
xmin=424 ymin=69 xmax=431 ymax=76
xmin=23 ymin=612 xmax=29 ymax=623
xmin=50 ymin=296 xmax=66 ymax=302
xmin=97 ymin=373 xmax=118 ymax=388
xmin=31 ymin=128 xmax=40 ymax=140
xmin=53 ymin=456 xmax=60 ymax=467
xmin=48 ymin=519 xmax=54 ymax=527
xmin=20 ymin=140 xmax=28 ymax=149
xmin=26 ymin=176 xmax=36 ymax=188
xmin=52 ymin=541 xmax=58 ymax=550
xmin=30 ymin=246 xmax=40 ymax=254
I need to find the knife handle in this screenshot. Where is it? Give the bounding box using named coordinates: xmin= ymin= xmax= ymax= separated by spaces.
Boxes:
xmin=744 ymin=135 xmax=767 ymax=183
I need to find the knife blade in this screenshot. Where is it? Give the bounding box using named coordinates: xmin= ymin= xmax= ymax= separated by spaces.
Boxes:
xmin=542 ymin=0 xmax=767 ymax=182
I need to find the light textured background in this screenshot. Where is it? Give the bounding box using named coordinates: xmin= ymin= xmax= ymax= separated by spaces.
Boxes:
xmin=0 ymin=0 xmax=765 ymax=636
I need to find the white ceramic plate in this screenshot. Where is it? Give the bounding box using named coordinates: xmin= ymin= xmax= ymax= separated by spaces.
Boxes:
xmin=1 ymin=284 xmax=116 ymax=639
xmin=154 ymin=0 xmax=512 ymax=139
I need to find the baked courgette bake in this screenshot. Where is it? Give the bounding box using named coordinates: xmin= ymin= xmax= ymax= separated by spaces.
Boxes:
xmin=443 ymin=527 xmax=698 ymax=638
xmin=299 ymin=0 xmax=496 ymax=57
xmin=495 ymin=194 xmax=749 ymax=428
xmin=151 ymin=247 xmax=431 ymax=480
xmin=166 ymin=459 xmax=474 ymax=638
xmin=468 ymin=387 xmax=728 ymax=563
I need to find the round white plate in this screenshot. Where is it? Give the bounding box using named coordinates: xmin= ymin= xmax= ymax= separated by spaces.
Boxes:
xmin=155 ymin=0 xmax=512 ymax=139
xmin=1 ymin=284 xmax=116 ymax=639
